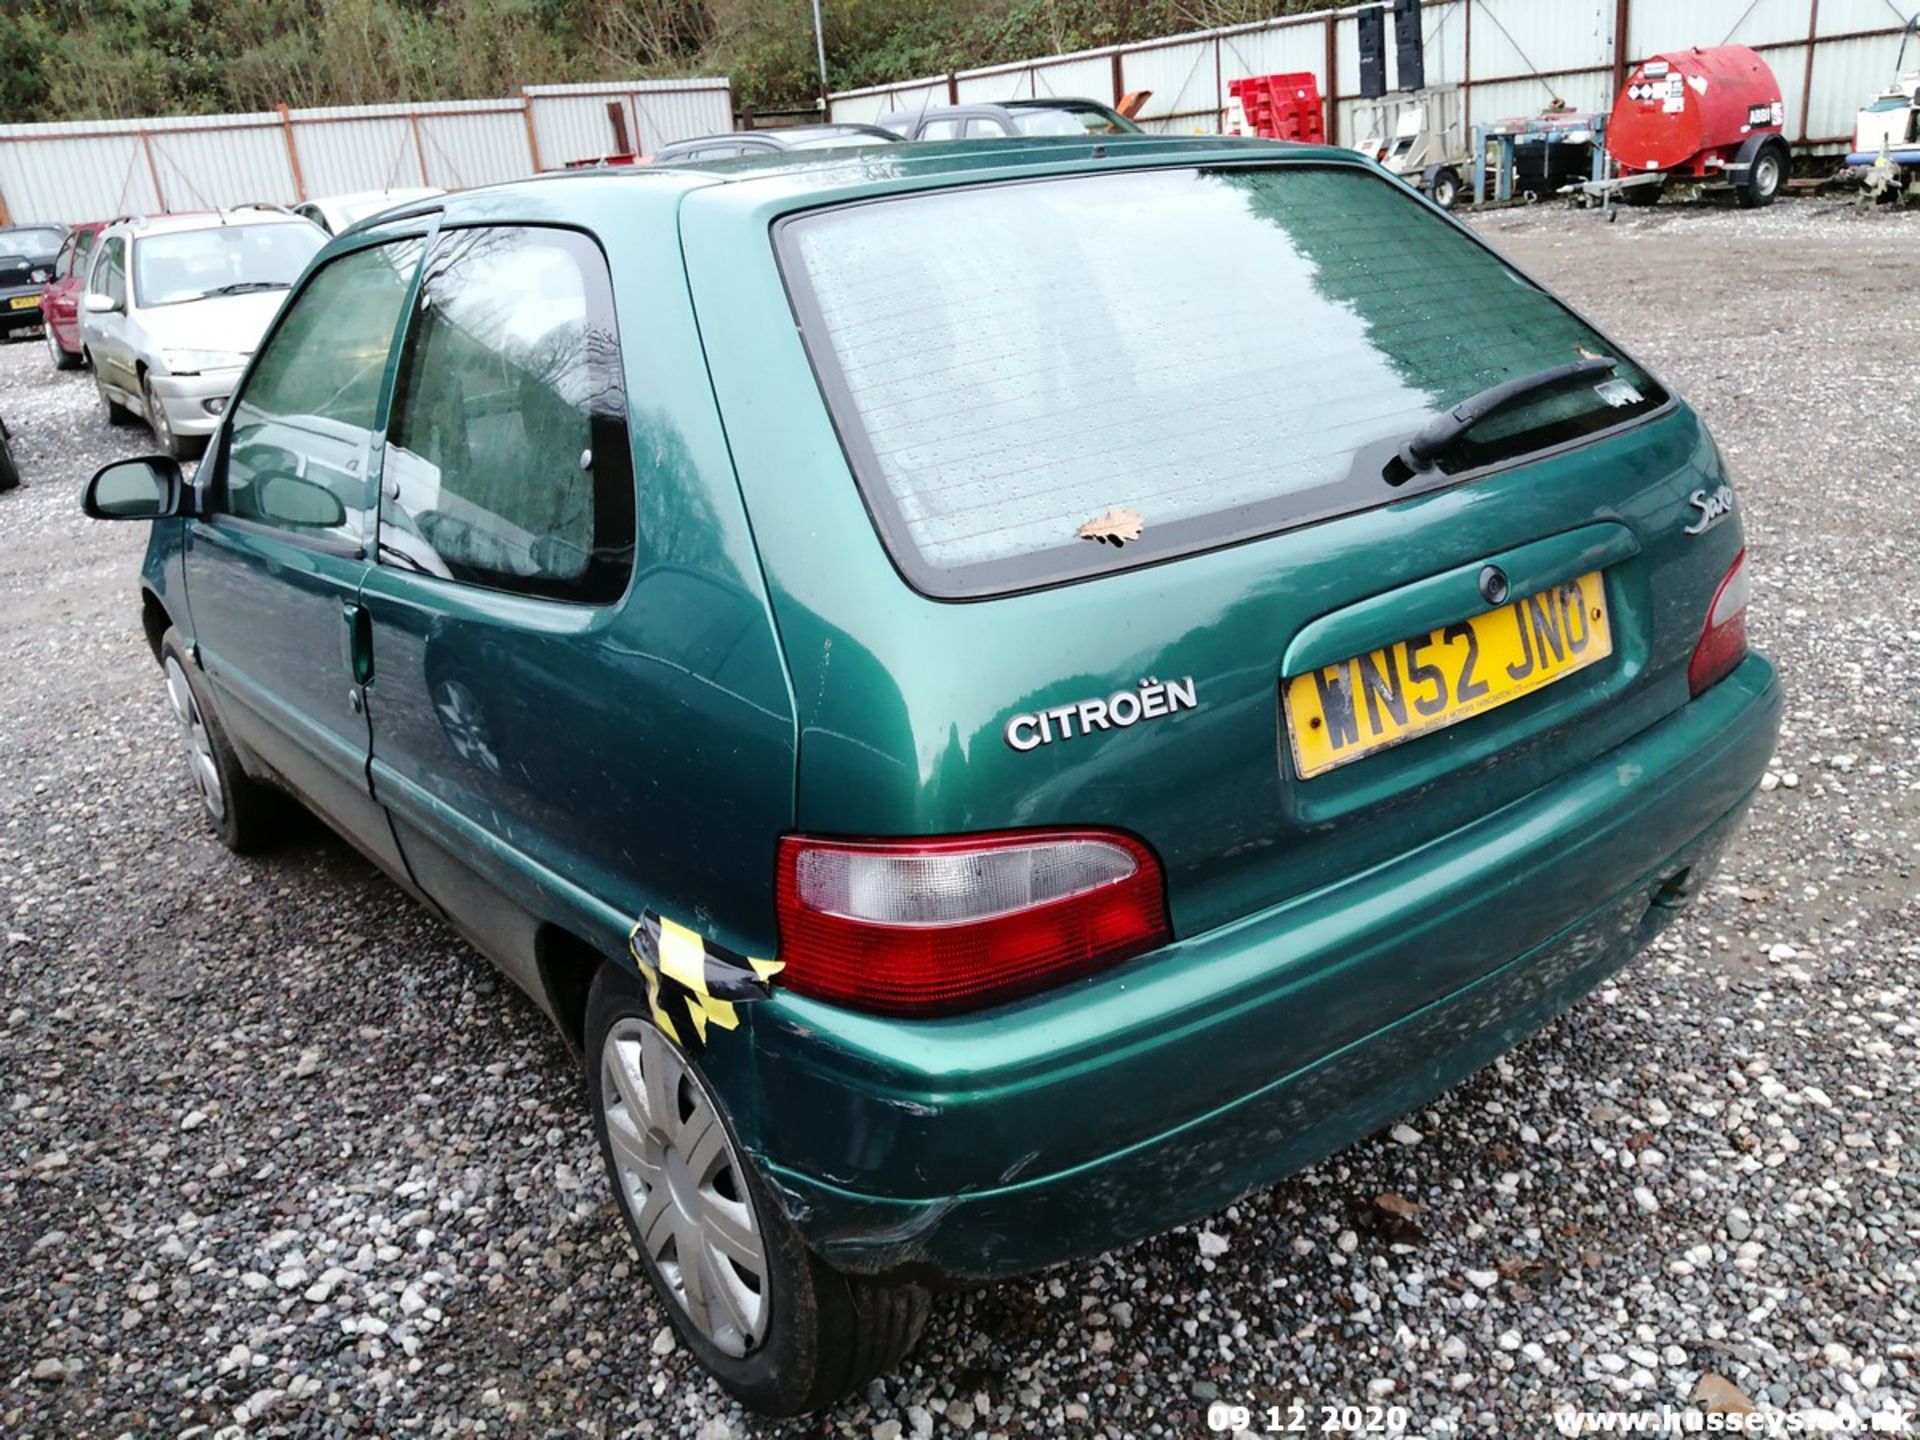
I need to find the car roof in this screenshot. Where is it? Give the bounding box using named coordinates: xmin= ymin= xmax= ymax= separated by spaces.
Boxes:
xmin=344 ymin=135 xmax=1352 ymax=242
xmin=624 ymin=132 xmax=1332 ymax=185
xmin=660 ymin=124 xmax=896 ymax=152
xmin=305 ymin=187 xmax=445 ymax=208
xmin=106 ymin=208 xmax=315 ymax=239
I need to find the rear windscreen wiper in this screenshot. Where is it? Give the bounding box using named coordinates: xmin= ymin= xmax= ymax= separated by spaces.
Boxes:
xmin=1390 ymin=357 xmax=1616 ymax=482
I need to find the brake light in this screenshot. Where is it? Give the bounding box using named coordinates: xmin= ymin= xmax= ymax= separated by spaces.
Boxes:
xmin=774 ymin=829 xmax=1170 ymax=1016
xmin=1688 ymin=548 xmax=1750 ymax=697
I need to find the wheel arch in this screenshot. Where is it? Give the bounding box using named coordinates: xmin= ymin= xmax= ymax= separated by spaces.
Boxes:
xmin=1734 ymin=131 xmax=1791 ymax=176
xmin=535 ymin=924 xmax=610 ymax=1061
xmin=140 ymin=585 xmax=171 ymax=663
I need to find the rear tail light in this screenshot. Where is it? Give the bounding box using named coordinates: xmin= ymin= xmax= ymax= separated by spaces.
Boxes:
xmin=774 ymin=829 xmax=1170 ymax=1016
xmin=1688 ymin=548 xmax=1750 ymax=697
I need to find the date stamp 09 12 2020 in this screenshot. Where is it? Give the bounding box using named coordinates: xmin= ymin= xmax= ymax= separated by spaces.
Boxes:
xmin=1205 ymin=1401 xmax=1412 ymax=1434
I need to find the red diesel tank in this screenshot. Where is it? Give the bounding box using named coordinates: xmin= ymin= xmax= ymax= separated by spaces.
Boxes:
xmin=1607 ymin=44 xmax=1791 ymax=206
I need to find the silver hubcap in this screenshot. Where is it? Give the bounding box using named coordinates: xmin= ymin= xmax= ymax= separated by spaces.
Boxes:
xmin=1758 ymin=157 xmax=1779 ymax=193
xmin=600 ymin=1018 xmax=767 ymax=1357
xmin=163 ymin=657 xmax=225 ymax=822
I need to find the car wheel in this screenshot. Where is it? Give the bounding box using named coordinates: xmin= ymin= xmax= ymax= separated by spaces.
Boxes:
xmin=585 ymin=965 xmax=930 ymax=1416
xmin=45 ymin=322 xmax=80 ymax=371
xmin=1738 ymin=145 xmax=1785 ymax=208
xmin=143 ymin=372 xmax=204 ymax=460
xmin=1430 ymin=167 xmax=1462 ymax=210
xmin=158 ymin=629 xmax=289 ymax=853
xmin=94 ymin=361 xmax=137 ymax=426
xmin=0 ymin=420 xmax=19 ymax=492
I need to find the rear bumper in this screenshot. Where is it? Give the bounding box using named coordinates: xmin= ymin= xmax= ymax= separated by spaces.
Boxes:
xmin=745 ymin=655 xmax=1781 ymax=1279
xmin=0 ymin=289 xmax=44 ymax=330
xmin=149 ymin=369 xmax=242 ymax=436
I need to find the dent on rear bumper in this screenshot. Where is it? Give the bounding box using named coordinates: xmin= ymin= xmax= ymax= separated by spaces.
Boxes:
xmin=744 ymin=655 xmax=1781 ymax=1278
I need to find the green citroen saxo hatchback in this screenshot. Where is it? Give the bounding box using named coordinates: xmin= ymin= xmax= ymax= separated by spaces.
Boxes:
xmin=84 ymin=137 xmax=1779 ymax=1413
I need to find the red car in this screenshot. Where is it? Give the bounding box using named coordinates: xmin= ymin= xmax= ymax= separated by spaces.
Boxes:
xmin=42 ymin=218 xmax=123 ymax=371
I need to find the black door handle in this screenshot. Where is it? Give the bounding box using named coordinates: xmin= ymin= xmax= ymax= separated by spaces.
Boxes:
xmin=343 ymin=601 xmax=374 ymax=687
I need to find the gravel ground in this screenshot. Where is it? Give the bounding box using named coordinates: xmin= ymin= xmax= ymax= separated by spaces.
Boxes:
xmin=2 ymin=196 xmax=1917 ymax=1439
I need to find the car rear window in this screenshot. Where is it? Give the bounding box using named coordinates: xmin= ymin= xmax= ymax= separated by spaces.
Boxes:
xmin=778 ymin=164 xmax=1667 ymax=597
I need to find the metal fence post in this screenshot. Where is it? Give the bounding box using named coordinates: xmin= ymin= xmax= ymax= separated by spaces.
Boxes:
xmin=1798 ymin=0 xmax=1820 ymax=142
xmin=1612 ymin=0 xmax=1631 ymax=94
xmin=521 ymin=87 xmax=544 ymax=174
xmin=140 ymin=131 xmax=167 ymax=212
xmin=277 ymin=104 xmax=306 ymax=201
xmin=1325 ymin=16 xmax=1341 ymax=148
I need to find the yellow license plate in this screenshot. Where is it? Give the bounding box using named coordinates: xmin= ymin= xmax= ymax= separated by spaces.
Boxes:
xmin=1285 ymin=571 xmax=1612 ymax=780
xmin=9 ymin=295 xmax=39 ymax=310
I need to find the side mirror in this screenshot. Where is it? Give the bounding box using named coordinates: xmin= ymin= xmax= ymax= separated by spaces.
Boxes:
xmin=256 ymin=473 xmax=347 ymax=530
xmin=83 ymin=456 xmax=182 ymax=519
xmin=83 ymin=292 xmax=120 ymax=315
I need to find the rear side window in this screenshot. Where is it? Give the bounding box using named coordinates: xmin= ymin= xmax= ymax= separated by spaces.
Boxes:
xmin=379 ymin=226 xmax=635 ymax=603
xmin=780 ymin=165 xmax=1667 ymax=597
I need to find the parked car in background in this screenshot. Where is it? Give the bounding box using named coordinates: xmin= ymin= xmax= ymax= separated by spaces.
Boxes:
xmin=878 ymin=98 xmax=1144 ymax=139
xmin=0 ymin=224 xmax=65 ymax=341
xmin=82 ymin=139 xmax=1778 ymax=1415
xmin=42 ymin=218 xmax=123 ymax=370
xmin=81 ymin=210 xmax=325 ymax=459
xmin=295 ymin=188 xmax=445 ymax=235
xmin=0 ymin=413 xmax=18 ymax=492
xmin=651 ymin=123 xmax=902 ymax=163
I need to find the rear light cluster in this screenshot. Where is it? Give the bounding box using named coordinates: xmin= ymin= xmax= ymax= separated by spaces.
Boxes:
xmin=1687 ymin=548 xmax=1751 ymax=697
xmin=774 ymin=829 xmax=1169 ymax=1016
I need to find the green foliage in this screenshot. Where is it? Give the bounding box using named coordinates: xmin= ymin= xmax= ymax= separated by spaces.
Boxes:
xmin=0 ymin=0 xmax=1343 ymax=122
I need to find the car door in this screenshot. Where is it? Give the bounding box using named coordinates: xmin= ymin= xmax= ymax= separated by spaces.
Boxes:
xmin=84 ymin=235 xmax=133 ymax=387
xmin=46 ymin=232 xmax=80 ymax=346
xmin=182 ymin=231 xmax=428 ymax=876
xmin=355 ymin=224 xmax=644 ymax=990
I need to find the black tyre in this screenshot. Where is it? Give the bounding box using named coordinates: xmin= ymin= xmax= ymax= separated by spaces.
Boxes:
xmin=45 ymin=322 xmax=81 ymax=371
xmin=1429 ymin=166 xmax=1463 ymax=210
xmin=93 ymin=361 xmax=137 ymax=426
xmin=585 ymin=965 xmax=930 ymax=1416
xmin=1619 ymin=180 xmax=1664 ymax=207
xmin=158 ymin=629 xmax=290 ymax=853
xmin=143 ymin=372 xmax=204 ymax=461
xmin=1738 ymin=144 xmax=1786 ymax=208
xmin=0 ymin=420 xmax=18 ymax=492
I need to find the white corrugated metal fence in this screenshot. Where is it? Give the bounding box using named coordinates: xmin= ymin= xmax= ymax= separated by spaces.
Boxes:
xmin=0 ymin=78 xmax=733 ymax=225
xmin=828 ymin=0 xmax=1913 ymax=154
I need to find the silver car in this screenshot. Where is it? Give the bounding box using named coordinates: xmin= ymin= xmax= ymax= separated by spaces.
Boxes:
xmin=293 ymin=187 xmax=444 ymax=236
xmin=81 ymin=210 xmax=325 ymax=459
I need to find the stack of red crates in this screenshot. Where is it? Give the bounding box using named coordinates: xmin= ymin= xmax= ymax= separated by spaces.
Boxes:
xmin=1227 ymin=73 xmax=1327 ymax=144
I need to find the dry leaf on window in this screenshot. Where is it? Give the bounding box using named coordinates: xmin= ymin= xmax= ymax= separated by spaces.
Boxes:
xmin=1577 ymin=346 xmax=1608 ymax=361
xmin=1077 ymin=505 xmax=1144 ymax=547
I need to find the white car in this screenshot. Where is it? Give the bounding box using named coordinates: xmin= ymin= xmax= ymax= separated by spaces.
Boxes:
xmin=294 ymin=188 xmax=445 ymax=235
xmin=80 ymin=210 xmax=326 ymax=459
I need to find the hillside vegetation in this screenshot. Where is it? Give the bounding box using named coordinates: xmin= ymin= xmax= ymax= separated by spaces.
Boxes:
xmin=1 ymin=0 xmax=1340 ymax=123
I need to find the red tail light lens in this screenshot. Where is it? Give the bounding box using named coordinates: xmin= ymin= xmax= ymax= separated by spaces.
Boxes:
xmin=1688 ymin=548 xmax=1750 ymax=697
xmin=774 ymin=830 xmax=1170 ymax=1016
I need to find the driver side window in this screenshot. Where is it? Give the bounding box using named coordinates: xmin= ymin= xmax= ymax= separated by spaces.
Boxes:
xmin=93 ymin=237 xmax=127 ymax=307
xmin=218 ymin=239 xmax=423 ymax=544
